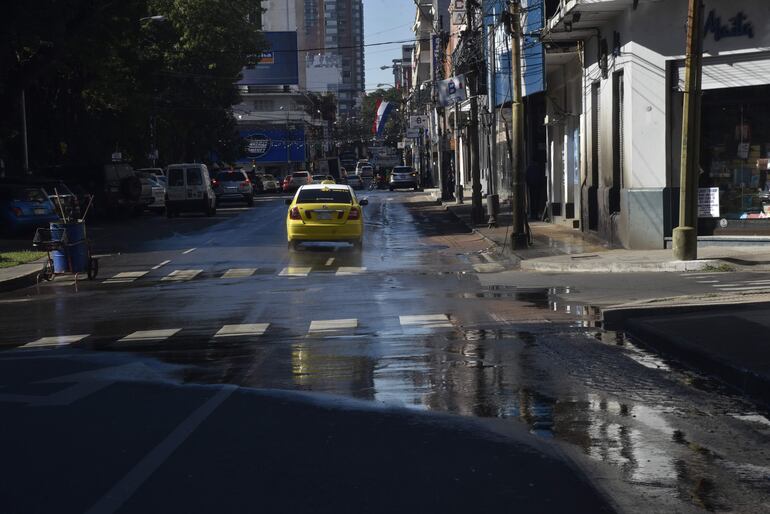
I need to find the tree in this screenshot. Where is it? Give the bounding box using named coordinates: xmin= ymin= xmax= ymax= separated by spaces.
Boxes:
xmin=0 ymin=0 xmax=265 ymax=171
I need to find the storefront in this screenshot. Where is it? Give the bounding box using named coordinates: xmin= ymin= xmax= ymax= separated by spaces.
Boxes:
xmin=700 ymin=84 xmax=770 ymax=233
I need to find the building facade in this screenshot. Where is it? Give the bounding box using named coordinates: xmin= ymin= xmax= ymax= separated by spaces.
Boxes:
xmin=543 ymin=0 xmax=770 ymax=248
xmin=303 ymin=0 xmax=365 ymax=115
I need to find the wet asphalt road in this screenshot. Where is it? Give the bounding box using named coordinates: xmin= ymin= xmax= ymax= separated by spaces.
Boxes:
xmin=1 ymin=192 xmax=770 ymax=513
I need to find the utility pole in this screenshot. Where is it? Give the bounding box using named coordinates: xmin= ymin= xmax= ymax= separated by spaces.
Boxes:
xmin=487 ymin=11 xmax=499 ymax=227
xmin=454 ymin=100 xmax=463 ymax=203
xmin=468 ymin=2 xmax=484 ymax=224
xmin=673 ymin=0 xmax=704 ymax=261
xmin=21 ymin=89 xmax=29 ymax=173
xmin=509 ymin=0 xmax=528 ymax=248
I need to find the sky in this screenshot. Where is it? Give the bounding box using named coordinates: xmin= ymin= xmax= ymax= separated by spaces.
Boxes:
xmin=363 ymin=0 xmax=416 ymax=92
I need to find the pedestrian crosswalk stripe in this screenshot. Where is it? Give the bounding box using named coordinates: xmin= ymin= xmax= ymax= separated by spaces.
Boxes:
xmin=222 ymin=268 xmax=257 ymax=279
xmin=325 ymin=258 xmax=335 ymax=266
xmin=739 ymin=280 xmax=770 ymax=285
xmin=681 ymin=272 xmax=729 ymax=278
xmin=214 ymin=323 xmax=270 ymax=337
xmin=162 ymin=269 xmax=202 ymax=281
xmin=696 ymin=280 xmax=720 ymax=284
xmin=713 ymin=283 xmax=746 ymax=288
xmin=308 ymin=318 xmax=358 ymax=333
xmin=335 ymin=266 xmax=366 ymax=276
xmin=119 ymin=329 xmax=180 ymax=342
xmin=399 ymin=314 xmax=452 ymax=328
xmin=182 ymin=247 xmax=197 ymax=254
xmin=279 ymin=267 xmax=311 ymax=277
xmin=103 ymin=271 xmax=149 ymax=284
xmin=22 ymin=334 xmax=89 ymax=348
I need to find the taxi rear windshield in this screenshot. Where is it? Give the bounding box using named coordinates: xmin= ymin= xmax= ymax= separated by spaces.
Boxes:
xmin=296 ymin=189 xmax=352 ymax=204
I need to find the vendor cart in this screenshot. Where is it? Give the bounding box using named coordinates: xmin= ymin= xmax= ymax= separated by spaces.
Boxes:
xmin=33 ymin=221 xmax=99 ymax=284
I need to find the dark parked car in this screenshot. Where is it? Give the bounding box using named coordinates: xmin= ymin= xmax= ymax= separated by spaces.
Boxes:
xmin=41 ymin=164 xmax=143 ymax=217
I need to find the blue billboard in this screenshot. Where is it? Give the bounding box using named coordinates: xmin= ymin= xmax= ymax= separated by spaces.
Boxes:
xmin=239 ymin=32 xmax=299 ymax=86
xmin=239 ymin=129 xmax=305 ymax=163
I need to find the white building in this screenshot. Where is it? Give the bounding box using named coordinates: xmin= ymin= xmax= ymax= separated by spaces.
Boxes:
xmin=543 ymin=0 xmax=770 ymax=248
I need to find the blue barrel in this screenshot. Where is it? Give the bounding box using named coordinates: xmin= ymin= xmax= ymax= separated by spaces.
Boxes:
xmin=50 ymin=222 xmax=89 ymax=274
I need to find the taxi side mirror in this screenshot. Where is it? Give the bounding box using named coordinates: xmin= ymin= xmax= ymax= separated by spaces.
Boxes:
xmin=359 ymin=198 xmax=369 ymax=206
xmin=284 ymin=198 xmax=292 ymax=205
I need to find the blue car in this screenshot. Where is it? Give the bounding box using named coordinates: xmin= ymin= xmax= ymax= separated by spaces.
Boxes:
xmin=0 ymin=184 xmax=60 ymax=235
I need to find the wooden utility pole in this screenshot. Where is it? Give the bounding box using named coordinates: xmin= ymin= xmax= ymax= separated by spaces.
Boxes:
xmin=673 ymin=0 xmax=704 ymax=261
xmin=509 ymin=0 xmax=528 ymax=248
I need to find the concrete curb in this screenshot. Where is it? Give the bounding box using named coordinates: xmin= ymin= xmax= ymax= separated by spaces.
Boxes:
xmin=0 ymin=258 xmax=46 ymax=293
xmin=520 ymin=257 xmax=724 ymax=273
xmin=603 ymin=292 xmax=770 ymax=329
xmin=603 ymin=293 xmax=770 ymax=403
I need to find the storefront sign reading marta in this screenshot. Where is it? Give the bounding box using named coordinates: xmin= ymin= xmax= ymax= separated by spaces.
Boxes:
xmin=704 ymin=10 xmax=754 ymax=41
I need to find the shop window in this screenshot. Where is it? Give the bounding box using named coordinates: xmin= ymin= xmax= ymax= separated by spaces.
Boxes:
xmin=701 ymin=85 xmax=770 ymax=222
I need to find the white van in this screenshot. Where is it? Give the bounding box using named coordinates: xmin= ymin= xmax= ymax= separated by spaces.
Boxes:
xmin=165 ymin=163 xmax=217 ymax=217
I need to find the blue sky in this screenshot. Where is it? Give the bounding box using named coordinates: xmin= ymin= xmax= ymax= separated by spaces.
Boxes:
xmin=363 ymin=0 xmax=415 ymax=91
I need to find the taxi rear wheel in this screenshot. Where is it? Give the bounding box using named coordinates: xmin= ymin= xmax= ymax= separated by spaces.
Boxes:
xmin=288 ymin=240 xmax=300 ymax=251
xmin=353 ymin=238 xmax=363 ymax=251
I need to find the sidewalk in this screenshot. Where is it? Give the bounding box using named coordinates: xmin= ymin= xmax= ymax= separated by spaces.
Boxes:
xmin=429 ymin=190 xmax=770 ymax=273
xmin=0 ymin=258 xmax=45 ymax=292
xmin=424 ymin=189 xmax=770 ymax=401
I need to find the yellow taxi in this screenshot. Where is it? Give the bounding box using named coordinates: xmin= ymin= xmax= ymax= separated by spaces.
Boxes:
xmin=285 ymin=184 xmax=368 ymax=250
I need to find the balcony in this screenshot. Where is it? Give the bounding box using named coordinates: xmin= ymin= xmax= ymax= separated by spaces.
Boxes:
xmin=543 ymin=0 xmax=660 ymax=42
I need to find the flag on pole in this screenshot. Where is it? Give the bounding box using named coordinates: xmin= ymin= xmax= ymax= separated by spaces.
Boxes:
xmin=372 ymin=99 xmax=394 ymax=137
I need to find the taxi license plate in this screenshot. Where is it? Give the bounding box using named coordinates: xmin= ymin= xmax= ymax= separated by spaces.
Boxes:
xmin=34 ymin=208 xmax=47 ymax=215
xmin=316 ymin=211 xmax=334 ymax=220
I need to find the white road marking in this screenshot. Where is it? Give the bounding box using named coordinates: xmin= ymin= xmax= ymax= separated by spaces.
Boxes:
xmin=473 ymin=263 xmax=505 ymax=273
xmin=399 ymin=314 xmax=452 ymax=328
xmin=22 ymin=334 xmax=89 ymax=349
xmin=222 ymin=268 xmax=257 ymax=279
xmin=680 ymin=272 xmax=729 ymax=278
xmin=712 ymin=283 xmax=745 ymax=288
xmin=714 ymin=286 xmax=770 ymax=292
xmin=695 ymin=280 xmax=720 ymax=284
xmin=118 ymin=329 xmax=180 ymax=342
xmin=162 ymin=269 xmax=202 ymax=282
xmin=738 ymin=279 xmax=770 ymax=285
xmin=84 ymin=385 xmax=236 ymax=514
xmin=335 ymin=266 xmax=366 ymax=276
xmin=182 ymin=248 xmax=196 ymax=254
xmin=214 ymin=323 xmax=270 ymax=337
xmin=152 ymin=260 xmax=171 ymax=270
xmin=325 ymin=258 xmax=335 ymax=266
xmin=308 ymin=318 xmax=358 ymax=333
xmin=103 ymin=271 xmax=149 ymax=284
xmin=278 ymin=267 xmax=311 ymax=277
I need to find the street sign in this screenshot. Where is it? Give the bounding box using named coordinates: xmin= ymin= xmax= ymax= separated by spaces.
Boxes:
xmin=437 ymin=75 xmax=467 ymax=107
xmin=409 ymin=115 xmax=428 ymax=129
xmin=397 ymin=142 xmax=406 ymax=149
xmin=406 ymin=127 xmax=421 ymax=138
xmin=111 ymin=152 xmax=122 ymax=162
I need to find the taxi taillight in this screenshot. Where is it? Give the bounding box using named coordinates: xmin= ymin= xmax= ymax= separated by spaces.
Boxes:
xmin=289 ymin=206 xmax=302 ymax=220
xmin=348 ymin=207 xmax=360 ymax=220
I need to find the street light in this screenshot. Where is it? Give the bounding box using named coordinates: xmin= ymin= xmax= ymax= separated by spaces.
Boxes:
xmin=139 ymin=15 xmax=166 ymax=22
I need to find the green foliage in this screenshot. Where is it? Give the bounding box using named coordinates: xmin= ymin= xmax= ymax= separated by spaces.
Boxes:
xmin=0 ymin=0 xmax=265 ymax=169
